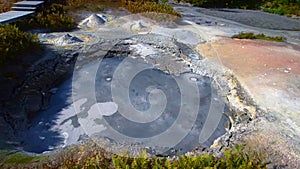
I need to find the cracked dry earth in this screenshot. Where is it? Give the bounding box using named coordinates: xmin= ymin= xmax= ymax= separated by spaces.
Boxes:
xmin=1 ymin=5 xmax=300 ymax=168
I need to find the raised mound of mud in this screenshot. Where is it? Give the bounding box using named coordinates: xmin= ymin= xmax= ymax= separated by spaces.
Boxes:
xmin=79 ymin=14 xmax=107 ymax=28
xmin=54 ymin=34 xmax=84 ymax=46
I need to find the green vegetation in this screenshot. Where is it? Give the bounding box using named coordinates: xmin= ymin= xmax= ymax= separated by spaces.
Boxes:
xmin=64 ymin=0 xmax=119 ymax=12
xmin=183 ymin=0 xmax=300 ymax=17
xmin=262 ymin=0 xmax=300 ymax=16
xmin=16 ymin=4 xmax=75 ymax=32
xmin=34 ymin=4 xmax=75 ymax=31
xmin=0 ymin=4 xmax=73 ymax=64
xmin=112 ymin=145 xmax=267 ymax=169
xmin=63 ymin=0 xmax=182 ymax=17
xmin=0 ymin=24 xmax=40 ymax=64
xmin=50 ymin=0 xmax=181 ymax=17
xmin=0 ymin=151 xmax=45 ymax=164
xmin=232 ymin=32 xmax=286 ymax=42
xmin=121 ymin=0 xmax=181 ymax=17
xmin=0 ymin=142 xmax=268 ymax=168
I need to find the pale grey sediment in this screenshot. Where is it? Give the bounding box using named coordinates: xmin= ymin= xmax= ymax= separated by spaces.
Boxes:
xmin=19 ymin=34 xmax=230 ymax=155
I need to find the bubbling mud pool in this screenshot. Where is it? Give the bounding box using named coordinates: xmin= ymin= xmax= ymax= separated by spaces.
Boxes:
xmin=22 ymin=56 xmax=229 ymax=156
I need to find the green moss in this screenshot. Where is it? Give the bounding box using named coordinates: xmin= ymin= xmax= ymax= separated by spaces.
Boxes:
xmin=232 ymin=32 xmax=286 ymax=42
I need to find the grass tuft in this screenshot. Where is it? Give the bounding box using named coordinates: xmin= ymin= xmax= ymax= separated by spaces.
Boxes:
xmin=232 ymin=32 xmax=286 ymax=42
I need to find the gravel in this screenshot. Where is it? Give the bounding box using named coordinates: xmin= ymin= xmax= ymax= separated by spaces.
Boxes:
xmin=196 ymin=8 xmax=300 ymax=31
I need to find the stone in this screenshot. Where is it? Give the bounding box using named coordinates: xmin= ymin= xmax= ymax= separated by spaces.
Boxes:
xmin=266 ymin=114 xmax=276 ymax=122
xmin=187 ymin=54 xmax=200 ymax=60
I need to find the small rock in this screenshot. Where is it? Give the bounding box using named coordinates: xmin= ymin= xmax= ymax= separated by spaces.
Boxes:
xmin=189 ymin=77 xmax=198 ymax=82
xmin=188 ymin=54 xmax=199 ymax=60
xmin=266 ymin=114 xmax=276 ymax=122
xmin=284 ymin=68 xmax=292 ymax=73
xmin=240 ymin=129 xmax=246 ymax=133
xmin=105 ymin=77 xmax=112 ymax=82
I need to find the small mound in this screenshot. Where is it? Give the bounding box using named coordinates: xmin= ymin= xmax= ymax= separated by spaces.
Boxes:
xmin=79 ymin=14 xmax=108 ymax=28
xmin=130 ymin=21 xmax=150 ymax=33
xmin=54 ymin=34 xmax=84 ymax=46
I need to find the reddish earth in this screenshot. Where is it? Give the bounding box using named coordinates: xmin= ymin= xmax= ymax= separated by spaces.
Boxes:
xmin=197 ymin=38 xmax=300 ymax=122
xmin=197 ymin=38 xmax=300 ymax=167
